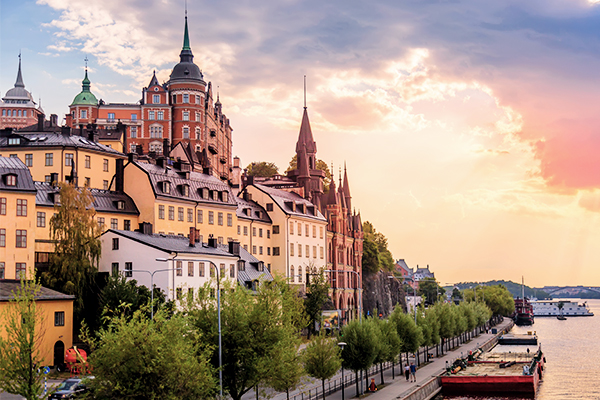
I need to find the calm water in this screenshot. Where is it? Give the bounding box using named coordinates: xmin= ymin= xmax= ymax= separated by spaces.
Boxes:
xmin=436 ymin=299 xmax=600 ymax=400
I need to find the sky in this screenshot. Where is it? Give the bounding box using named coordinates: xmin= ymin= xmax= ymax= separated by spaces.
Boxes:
xmin=2 ymin=0 xmax=600 ymax=287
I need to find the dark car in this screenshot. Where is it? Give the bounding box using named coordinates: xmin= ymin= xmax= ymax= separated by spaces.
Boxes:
xmin=48 ymin=376 xmax=93 ymax=399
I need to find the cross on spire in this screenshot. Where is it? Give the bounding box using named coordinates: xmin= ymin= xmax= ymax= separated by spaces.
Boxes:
xmin=84 ymin=56 xmax=89 ymax=70
xmin=303 ymin=75 xmax=307 ymax=109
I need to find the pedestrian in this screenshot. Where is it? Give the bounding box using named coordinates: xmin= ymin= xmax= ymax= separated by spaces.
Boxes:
xmin=404 ymin=364 xmax=410 ymax=381
xmin=410 ymin=362 xmax=417 ymax=382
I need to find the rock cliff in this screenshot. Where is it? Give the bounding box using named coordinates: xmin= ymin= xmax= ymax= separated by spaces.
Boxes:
xmin=362 ymin=270 xmax=406 ymax=318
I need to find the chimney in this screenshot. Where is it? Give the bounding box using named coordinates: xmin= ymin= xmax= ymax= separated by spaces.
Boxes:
xmin=233 ymin=156 xmax=240 ymax=168
xmin=61 ymin=126 xmax=71 ymax=136
xmin=156 ymin=157 xmax=165 ymax=168
xmin=243 ymin=191 xmax=252 ymax=202
xmin=127 ymin=153 xmax=137 ymax=163
xmin=50 ymin=114 xmax=58 ymax=127
xmin=37 ymin=114 xmax=45 ymax=132
xmin=246 ymin=175 xmax=254 ymax=186
xmin=189 ymin=226 xmax=196 ymax=247
xmin=208 ymin=235 xmax=217 ymax=248
xmin=163 ymin=138 xmax=170 ymax=157
xmin=136 ymin=144 xmax=143 ymax=155
xmin=138 ymin=222 xmax=153 ymax=235
xmin=228 ymin=241 xmax=240 ymax=256
xmin=203 ymin=166 xmax=213 ymax=175
xmin=115 ymin=159 xmax=124 ymax=192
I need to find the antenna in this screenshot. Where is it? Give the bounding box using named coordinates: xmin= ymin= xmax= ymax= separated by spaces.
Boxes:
xmin=84 ymin=56 xmax=89 ymax=71
xmin=303 ymin=75 xmax=307 ymax=109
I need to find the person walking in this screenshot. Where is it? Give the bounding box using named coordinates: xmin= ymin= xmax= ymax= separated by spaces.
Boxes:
xmin=410 ymin=362 xmax=417 ymax=382
xmin=404 ymin=364 xmax=410 ymax=381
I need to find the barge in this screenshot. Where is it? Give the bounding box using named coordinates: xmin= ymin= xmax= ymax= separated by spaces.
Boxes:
xmin=440 ymin=347 xmax=545 ymax=397
xmin=498 ymin=332 xmax=538 ymax=345
xmin=531 ymin=299 xmax=594 ymax=317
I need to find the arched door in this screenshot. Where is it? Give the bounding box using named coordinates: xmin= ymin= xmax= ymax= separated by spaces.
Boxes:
xmin=53 ymin=341 xmax=65 ymax=368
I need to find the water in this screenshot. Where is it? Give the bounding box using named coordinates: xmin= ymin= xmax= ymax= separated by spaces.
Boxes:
xmin=436 ymin=299 xmax=600 ymax=400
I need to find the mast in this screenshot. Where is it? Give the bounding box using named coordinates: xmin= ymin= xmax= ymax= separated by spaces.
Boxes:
xmin=522 ymin=276 xmax=525 ymax=300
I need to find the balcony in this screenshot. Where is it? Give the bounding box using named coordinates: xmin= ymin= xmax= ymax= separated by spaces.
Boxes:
xmin=219 ymin=155 xmax=227 ymax=164
xmin=208 ymin=143 xmax=218 ymax=154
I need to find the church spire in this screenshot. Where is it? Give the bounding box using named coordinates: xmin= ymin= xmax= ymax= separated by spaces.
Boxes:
xmin=15 ymin=53 xmax=24 ymax=88
xmin=179 ymin=10 xmax=194 ymax=62
xmin=342 ymin=162 xmax=352 ymax=211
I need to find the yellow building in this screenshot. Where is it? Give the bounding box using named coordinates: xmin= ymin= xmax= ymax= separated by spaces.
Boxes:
xmin=0 ymin=280 xmax=74 ymax=367
xmin=0 ymin=156 xmax=36 ymax=280
xmin=0 ymin=128 xmax=126 ymax=191
xmin=123 ymin=156 xmax=237 ymax=242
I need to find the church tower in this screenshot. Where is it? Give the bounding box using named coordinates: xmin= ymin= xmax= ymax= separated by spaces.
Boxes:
xmin=67 ymin=62 xmax=99 ymax=129
xmin=0 ymin=54 xmax=44 ymax=129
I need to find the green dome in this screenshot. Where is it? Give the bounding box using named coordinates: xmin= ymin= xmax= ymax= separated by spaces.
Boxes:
xmin=70 ymin=70 xmax=98 ymax=106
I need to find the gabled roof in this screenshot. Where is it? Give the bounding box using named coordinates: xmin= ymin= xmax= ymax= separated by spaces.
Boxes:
xmin=0 ymin=156 xmax=35 ymax=192
xmin=0 ymin=132 xmax=125 ymax=157
xmin=132 ymin=161 xmax=236 ymax=207
xmin=0 ymin=280 xmax=74 ymax=302
xmin=235 ymin=196 xmax=272 ymax=223
xmin=251 ymin=183 xmax=326 ymax=221
xmin=148 ymin=71 xmax=160 ymax=88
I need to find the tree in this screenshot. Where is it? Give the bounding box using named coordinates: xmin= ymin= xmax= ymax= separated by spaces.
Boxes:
xmin=42 ymin=183 xmax=101 ymax=321
xmin=286 ymin=155 xmax=332 ymax=192
xmin=341 ymin=319 xmax=378 ymax=397
xmin=0 ymin=280 xmax=47 ymax=400
xmin=372 ymin=317 xmax=401 ymax=384
xmin=246 ymin=161 xmax=279 ymax=177
xmin=434 ymin=302 xmax=456 ymax=354
xmin=418 ymin=278 xmax=445 ymax=305
xmin=464 ymin=285 xmax=514 ymax=316
xmin=389 ymin=306 xmax=422 ymax=369
xmin=189 ymin=278 xmax=306 ymax=400
xmin=362 ymin=222 xmax=395 ymax=273
xmin=86 ymin=309 xmax=215 ymax=399
xmin=269 ymin=340 xmax=305 ymax=400
xmin=304 ymin=270 xmax=331 ymax=337
xmin=303 ymin=334 xmax=341 ymax=400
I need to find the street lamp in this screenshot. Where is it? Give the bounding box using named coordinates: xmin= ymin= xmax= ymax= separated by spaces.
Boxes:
xmin=337 ymin=342 xmax=346 ymax=400
xmin=132 ymin=264 xmax=182 ymax=320
xmin=156 ymin=257 xmax=223 ymax=399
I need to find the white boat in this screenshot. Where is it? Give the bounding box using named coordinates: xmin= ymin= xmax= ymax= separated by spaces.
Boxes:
xmin=530 ymin=299 xmax=594 ymax=317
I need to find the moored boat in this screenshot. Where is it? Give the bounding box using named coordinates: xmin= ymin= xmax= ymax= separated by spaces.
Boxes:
xmin=514 ymin=297 xmax=535 ymax=325
xmin=531 ymin=299 xmax=594 ymax=317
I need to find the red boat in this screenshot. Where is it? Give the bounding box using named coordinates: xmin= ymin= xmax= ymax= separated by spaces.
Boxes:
xmin=513 ymin=297 xmax=535 ymax=326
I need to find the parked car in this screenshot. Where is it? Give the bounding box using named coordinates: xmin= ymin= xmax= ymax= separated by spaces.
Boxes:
xmin=48 ymin=376 xmax=93 ymax=399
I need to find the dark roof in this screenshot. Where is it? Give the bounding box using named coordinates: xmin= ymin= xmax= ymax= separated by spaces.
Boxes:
xmin=97 ymin=130 xmax=123 ymax=141
xmin=235 ymin=196 xmax=271 ymax=223
xmin=235 ymin=246 xmax=273 ymax=284
xmin=251 ymin=184 xmax=326 ymax=221
xmin=105 ymin=229 xmax=237 ymax=257
xmin=0 ymin=132 xmax=125 ymax=157
xmin=0 ymin=280 xmax=75 ymax=302
xmin=0 ymin=156 xmax=35 ymax=192
xmin=133 ymin=161 xmax=236 ymax=207
xmin=35 ymin=182 xmax=139 ymax=215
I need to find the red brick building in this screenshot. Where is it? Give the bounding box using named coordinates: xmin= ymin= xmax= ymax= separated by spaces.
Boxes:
xmin=0 ymin=55 xmax=44 ymax=130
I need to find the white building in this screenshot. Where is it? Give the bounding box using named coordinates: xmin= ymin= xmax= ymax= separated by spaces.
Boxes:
xmin=99 ymin=226 xmax=272 ymax=300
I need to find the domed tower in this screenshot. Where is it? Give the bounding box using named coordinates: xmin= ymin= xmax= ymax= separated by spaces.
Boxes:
xmin=0 ymin=54 xmax=43 ymax=129
xmin=167 ymin=14 xmax=206 ymax=150
xmin=67 ymin=65 xmax=99 ymax=129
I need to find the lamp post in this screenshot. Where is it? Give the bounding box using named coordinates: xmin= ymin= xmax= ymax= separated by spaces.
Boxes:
xmin=132 ymin=265 xmax=182 ymax=320
xmin=337 ymin=342 xmax=346 ymax=400
xmin=156 ymin=257 xmax=223 ymax=399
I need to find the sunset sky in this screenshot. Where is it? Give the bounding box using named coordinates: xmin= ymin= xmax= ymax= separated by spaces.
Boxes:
xmin=2 ymin=0 xmax=600 ymax=287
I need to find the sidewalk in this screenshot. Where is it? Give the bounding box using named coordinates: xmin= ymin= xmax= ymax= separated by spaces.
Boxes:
xmin=325 ymin=318 xmax=513 ymax=400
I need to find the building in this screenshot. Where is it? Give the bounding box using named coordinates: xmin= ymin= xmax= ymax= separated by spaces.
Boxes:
xmin=395 ymin=259 xmax=415 ymax=288
xmin=241 ymin=183 xmax=328 ymax=290
xmin=414 ymin=265 xmax=435 ymax=283
xmin=0 ymin=55 xmax=44 ymax=130
xmin=64 ymin=15 xmax=233 ymax=182
xmin=0 ymin=280 xmax=74 ymax=367
xmin=0 ymin=156 xmax=37 ymax=280
xmin=99 ymin=228 xmax=272 ymax=300
xmin=235 ymin=194 xmax=273 ymax=269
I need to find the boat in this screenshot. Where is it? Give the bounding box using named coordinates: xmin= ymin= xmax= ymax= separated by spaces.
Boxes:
xmin=531 ymin=299 xmax=594 ymax=317
xmin=513 ymin=277 xmax=534 ymax=326
xmin=440 ymin=346 xmax=545 ymax=397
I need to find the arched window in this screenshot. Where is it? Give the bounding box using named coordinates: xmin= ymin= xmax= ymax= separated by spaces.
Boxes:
xmin=298 ymin=266 xmax=302 ymax=282
xmin=290 ymin=266 xmax=295 ymax=283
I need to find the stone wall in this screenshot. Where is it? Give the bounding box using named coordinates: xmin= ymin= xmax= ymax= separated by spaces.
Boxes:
xmin=362 ymin=270 xmax=406 ymax=318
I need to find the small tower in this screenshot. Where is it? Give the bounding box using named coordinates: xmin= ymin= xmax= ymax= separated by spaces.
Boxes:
xmin=67 ymin=59 xmax=99 ymax=128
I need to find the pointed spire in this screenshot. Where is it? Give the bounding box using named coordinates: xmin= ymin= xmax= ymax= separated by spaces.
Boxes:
xmin=342 ymin=161 xmax=352 ymax=211
xmin=295 ymin=108 xmax=317 ymax=154
xmin=15 ymin=52 xmax=24 ymax=88
xmin=182 ymin=12 xmax=191 ymax=51
xmin=326 ymin=175 xmax=339 ymax=206
xmin=148 ymin=70 xmax=160 ymax=87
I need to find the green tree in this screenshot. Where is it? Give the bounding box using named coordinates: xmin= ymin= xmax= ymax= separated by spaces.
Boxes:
xmin=389 ymin=306 xmax=423 ymax=369
xmin=286 ymin=155 xmax=332 ymax=192
xmin=341 ymin=319 xmax=378 ymax=397
xmin=87 ymin=309 xmax=215 ymax=399
xmin=42 ymin=183 xmax=101 ymax=321
xmin=418 ymin=278 xmax=445 ymax=305
xmin=362 ymin=222 xmax=394 ymax=273
xmin=419 ymin=304 xmax=441 ymax=357
xmin=303 ymin=334 xmax=342 ymax=400
xmin=304 ymin=270 xmax=331 ymax=337
xmin=0 ymin=280 xmax=48 ymax=400
xmin=246 ymin=161 xmax=279 ymax=177
xmin=269 ymin=339 xmax=305 ymax=400
xmin=464 ymin=285 xmax=514 ymax=316
xmin=372 ymin=317 xmax=401 ymax=384
xmin=189 ymin=278 xmax=306 ymax=400
xmin=434 ymin=302 xmax=456 ymax=354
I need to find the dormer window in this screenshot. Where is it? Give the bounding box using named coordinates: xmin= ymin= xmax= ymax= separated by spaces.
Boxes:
xmin=243 ymin=208 xmax=250 ymax=216
xmin=4 ymin=174 xmax=16 ymax=186
xmin=200 ymin=188 xmax=209 ymax=199
xmin=255 ymin=211 xmax=261 ymax=218
xmin=297 ymin=203 xmax=305 ymax=214
xmin=116 ymin=200 xmax=125 ymax=210
xmin=222 ymin=192 xmax=228 ymax=202
xmin=8 ymin=137 xmax=20 ymax=145
xmin=52 ymin=193 xmax=61 ymax=204
xmin=162 ymin=181 xmax=171 ymax=194
xmin=237 ymin=260 xmax=246 ymax=272
xmin=212 ymin=191 xmax=218 ymax=201
xmin=257 ymin=261 xmax=265 ymax=272
xmin=180 ymin=184 xmax=189 ymax=197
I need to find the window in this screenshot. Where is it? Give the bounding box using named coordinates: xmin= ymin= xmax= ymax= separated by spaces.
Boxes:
xmin=15 ymin=229 xmax=27 ymax=248
xmin=130 ymin=126 xmax=137 ymax=138
xmin=306 ymin=224 xmax=309 ymax=236
xmin=208 ymin=211 xmax=214 ymax=225
xmin=187 ymin=208 xmax=193 ymax=222
xmin=197 ymin=209 xmax=203 ymax=223
xmin=125 ymin=262 xmax=132 ymax=277
xmin=252 ymin=227 xmax=256 ymax=237
xmin=52 ymin=311 xmax=66 ymax=327
xmin=45 ymin=153 xmax=53 ymax=166
xmin=306 ymin=245 xmax=310 ymax=258
xmin=320 ymin=246 xmax=324 ymax=259
xmin=0 ymin=198 xmax=6 ymax=215
xmin=313 ymin=226 xmax=316 ymax=238
xmin=290 ymin=222 xmax=294 ymax=235
xmin=98 ymin=217 xmax=105 ymax=229
xmin=85 ymin=155 xmax=91 ymax=168
xmin=65 ymin=153 xmax=73 ymax=166
xmin=112 ymin=237 xmax=119 ymax=250
xmin=266 ymin=203 xmax=273 ymax=212
xmin=131 ymin=113 xmax=137 ymax=120
xmin=273 ymin=225 xmax=280 ymax=234
xmin=267 ymin=247 xmax=271 ymax=256
xmin=176 ymin=261 xmax=183 ymax=276
xmin=313 ymin=246 xmax=317 ymax=258
xmin=124 ymin=220 xmax=131 ymax=231
xmin=150 ymin=125 xmax=163 ymax=138
xmin=81 ymin=109 xmax=87 ymax=119
xmin=0 ymin=229 xmax=5 ymax=247
xmin=16 ymin=199 xmax=27 ymax=216
xmin=176 ymin=288 xmax=183 ymax=300
xmin=218 ymin=236 xmax=224 ymax=245
xmin=195 ymin=95 xmax=201 ymax=104
xmin=149 ymin=111 xmax=155 ymax=120
xmin=5 ymin=175 xmax=16 ymax=186
xmin=103 ymin=159 xmax=109 ymax=172
xmin=237 ymin=225 xmax=241 ymax=235
xmin=259 ymin=246 xmax=263 ymax=255
xmin=243 ymin=244 xmax=248 ymax=251
xmin=252 ymin=245 xmax=257 ymax=254
xmin=178 ymin=207 xmax=184 ymax=221
xmin=290 ymin=243 xmax=294 ymax=256
xmin=108 ymin=112 xmax=115 ymax=121
xmin=153 ymin=94 xmax=160 ymax=103
xmin=199 ymin=262 xmax=205 ymax=277
xmin=298 ymin=244 xmax=302 ymax=257
xmin=111 ymin=218 xmax=118 ymax=229
xmin=183 ymin=94 xmax=189 ymax=103
xmin=25 ymin=154 xmax=33 ymax=167
xmin=37 ymin=212 xmax=46 ymax=227
xmin=218 ymin=212 xmax=223 ymax=226
xmin=111 ymin=263 xmax=119 ymax=276
xmin=103 ymin=180 xmax=108 ymax=190
xmin=320 ymin=226 xmax=324 ymax=239
xmin=290 ymin=266 xmax=295 ymax=283
xmin=227 ymin=213 xmax=233 ymax=227
xmin=188 ymin=262 xmax=194 ymax=277
xmin=172 ymin=94 xmax=177 ymax=104
xmin=227 ymin=264 xmax=234 ymax=278
xmin=220 ymin=263 xmax=226 ymax=278
xmin=267 ymin=230 xmax=271 ymax=239
xmin=0 ymin=262 xmax=4 ymax=279
xmin=298 ymin=267 xmax=303 ymax=283
xmin=158 ymin=205 xmax=165 ymax=219
xmin=243 ymin=226 xmax=248 ymax=236
xmin=183 ymin=111 xmax=189 ymax=121
xmin=183 ymin=126 xmax=189 ymax=138
xmin=168 ymin=206 xmax=175 ymax=220
xmin=16 ymin=263 xmax=26 ymax=279
xmin=195 ymin=112 xmax=201 ymax=122
xmin=259 ymin=228 xmax=263 ymax=238
xmin=163 ymin=181 xmax=170 ymax=194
